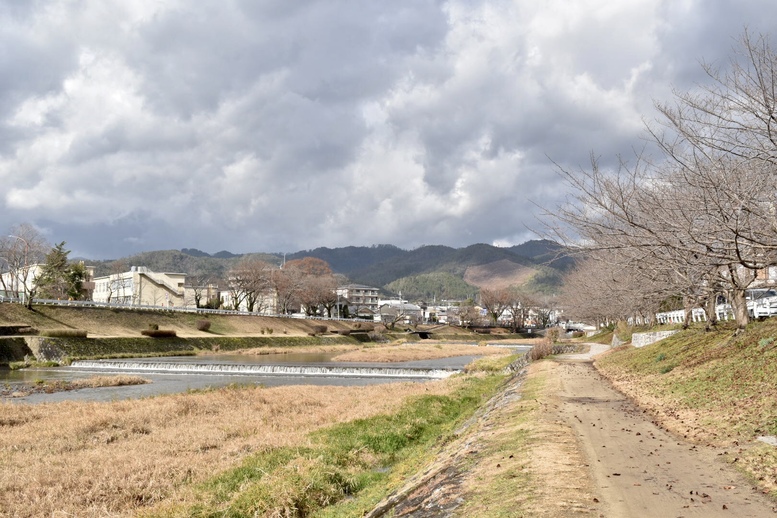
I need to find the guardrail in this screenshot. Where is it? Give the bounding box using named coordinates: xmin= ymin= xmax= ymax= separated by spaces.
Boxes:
xmin=0 ymin=297 xmax=355 ymax=321
xmin=656 ymin=297 xmax=777 ymax=324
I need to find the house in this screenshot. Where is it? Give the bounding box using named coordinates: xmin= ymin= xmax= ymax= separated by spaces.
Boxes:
xmin=378 ymin=299 xmax=423 ymax=326
xmin=92 ymin=266 xmax=185 ymax=307
xmin=336 ymin=284 xmax=380 ymax=317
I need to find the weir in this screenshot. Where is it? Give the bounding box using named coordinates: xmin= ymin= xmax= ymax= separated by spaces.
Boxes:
xmin=69 ymin=360 xmax=459 ymax=379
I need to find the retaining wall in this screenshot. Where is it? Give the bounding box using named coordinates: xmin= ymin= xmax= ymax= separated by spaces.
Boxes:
xmin=631 ymin=330 xmax=679 ymax=348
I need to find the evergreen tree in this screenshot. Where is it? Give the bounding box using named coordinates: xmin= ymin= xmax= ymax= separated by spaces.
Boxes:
xmin=38 ymin=242 xmax=88 ymax=300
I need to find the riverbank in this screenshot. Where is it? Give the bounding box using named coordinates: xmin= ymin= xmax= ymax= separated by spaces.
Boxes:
xmin=0 ymin=352 xmax=518 ymax=517
xmin=0 ymin=374 xmax=149 ymax=398
xmin=0 ymin=302 xmax=531 ymax=364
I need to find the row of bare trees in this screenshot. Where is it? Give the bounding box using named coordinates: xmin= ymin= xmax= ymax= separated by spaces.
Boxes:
xmin=198 ymin=256 xmax=343 ymax=316
xmin=549 ymin=31 xmax=777 ymax=331
xmin=478 ymin=287 xmax=552 ymax=330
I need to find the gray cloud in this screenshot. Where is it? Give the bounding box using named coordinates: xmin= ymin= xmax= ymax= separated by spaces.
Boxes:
xmin=1 ymin=0 xmax=775 ymax=259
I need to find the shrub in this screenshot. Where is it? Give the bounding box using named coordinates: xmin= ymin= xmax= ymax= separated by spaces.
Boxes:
xmin=196 ymin=320 xmax=211 ymax=332
xmin=39 ymin=329 xmax=88 ymax=338
xmin=141 ymin=329 xmax=177 ymax=338
xmin=266 ymin=328 xmax=273 ymax=335
xmin=148 ymin=323 xmax=159 ymax=331
xmin=530 ymin=341 xmax=553 ymax=361
xmin=367 ymin=330 xmax=387 ymax=343
xmin=311 ymin=325 xmax=327 ymax=335
xmin=545 ymin=327 xmax=561 ymax=343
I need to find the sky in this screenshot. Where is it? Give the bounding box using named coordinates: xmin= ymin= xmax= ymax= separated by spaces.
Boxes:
xmin=1 ymin=0 xmax=776 ymax=260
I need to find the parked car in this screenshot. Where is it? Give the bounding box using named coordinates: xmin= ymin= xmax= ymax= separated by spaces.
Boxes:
xmin=747 ymin=289 xmax=777 ymax=318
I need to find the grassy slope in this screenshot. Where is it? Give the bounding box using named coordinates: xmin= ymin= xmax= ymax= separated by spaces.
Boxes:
xmin=596 ymin=319 xmax=777 ymax=495
xmin=140 ymin=358 xmax=514 ymax=517
xmin=0 ymin=303 xmax=361 ymax=337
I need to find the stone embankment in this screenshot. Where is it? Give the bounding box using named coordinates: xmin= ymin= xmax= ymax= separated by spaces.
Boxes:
xmin=631 ymin=330 xmax=679 ymax=347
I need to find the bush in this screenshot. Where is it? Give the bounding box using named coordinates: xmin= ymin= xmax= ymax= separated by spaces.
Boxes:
xmin=148 ymin=323 xmax=159 ymax=331
xmin=311 ymin=325 xmax=327 ymax=335
xmin=367 ymin=330 xmax=387 ymax=343
xmin=530 ymin=341 xmax=553 ymax=361
xmin=196 ymin=320 xmax=211 ymax=332
xmin=39 ymin=329 xmax=88 ymax=338
xmin=545 ymin=327 xmax=561 ymax=343
xmin=141 ymin=329 xmax=177 ymax=338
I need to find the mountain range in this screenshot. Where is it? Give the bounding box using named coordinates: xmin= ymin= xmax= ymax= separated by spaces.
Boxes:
xmin=90 ymin=240 xmax=573 ymax=301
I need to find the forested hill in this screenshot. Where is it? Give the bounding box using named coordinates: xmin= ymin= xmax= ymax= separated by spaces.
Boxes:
xmin=87 ymin=240 xmax=572 ymax=300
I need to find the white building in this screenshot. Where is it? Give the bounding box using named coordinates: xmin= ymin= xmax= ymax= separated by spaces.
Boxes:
xmin=92 ymin=266 xmax=186 ymax=307
xmin=337 ymin=284 xmax=380 ymax=316
xmin=0 ymin=264 xmax=43 ymax=302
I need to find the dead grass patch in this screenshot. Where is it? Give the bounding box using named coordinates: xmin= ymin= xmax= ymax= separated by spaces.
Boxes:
xmin=219 ymin=344 xmax=359 ymax=356
xmin=331 ymin=343 xmax=510 ymax=363
xmin=0 ymin=379 xmax=462 ymax=517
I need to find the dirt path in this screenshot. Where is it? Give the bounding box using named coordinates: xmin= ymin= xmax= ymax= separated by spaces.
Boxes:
xmin=557 ymin=344 xmax=776 ymax=517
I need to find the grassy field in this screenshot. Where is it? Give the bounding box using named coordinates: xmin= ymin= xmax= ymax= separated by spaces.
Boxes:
xmin=0 ymin=354 xmax=516 ymax=517
xmin=596 ymin=319 xmax=777 ymax=496
xmin=0 ymin=303 xmax=536 ymax=516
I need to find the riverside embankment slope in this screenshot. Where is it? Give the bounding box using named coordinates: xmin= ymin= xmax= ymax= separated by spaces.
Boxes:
xmin=368 ymin=341 xmax=777 ymax=517
xmin=0 ymin=303 xmax=494 ymax=362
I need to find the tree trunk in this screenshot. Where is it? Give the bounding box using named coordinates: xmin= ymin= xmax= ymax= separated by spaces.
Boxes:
xmin=682 ymin=296 xmax=693 ymax=329
xmin=704 ymin=295 xmax=718 ymax=331
xmin=729 ymin=288 xmax=749 ymax=331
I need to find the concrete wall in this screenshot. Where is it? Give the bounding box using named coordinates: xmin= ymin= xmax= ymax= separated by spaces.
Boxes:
xmin=631 ymin=330 xmax=679 ymax=348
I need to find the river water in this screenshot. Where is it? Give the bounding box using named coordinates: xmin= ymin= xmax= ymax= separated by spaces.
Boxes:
xmin=1 ymin=346 xmax=530 ymax=404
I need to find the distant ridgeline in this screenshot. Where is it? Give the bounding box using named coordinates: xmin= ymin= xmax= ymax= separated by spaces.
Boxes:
xmin=87 ymin=240 xmax=572 ymax=300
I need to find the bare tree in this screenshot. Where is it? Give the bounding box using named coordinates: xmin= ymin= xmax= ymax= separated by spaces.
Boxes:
xmin=186 ymin=272 xmax=220 ymax=308
xmin=479 ymin=288 xmax=511 ymax=326
xmin=227 ymin=257 xmax=275 ymax=312
xmin=0 ymin=224 xmax=49 ymax=308
xmin=504 ymin=287 xmax=535 ymax=332
xmin=273 ymin=257 xmax=336 ymax=316
xmin=544 ymin=32 xmax=777 ymax=332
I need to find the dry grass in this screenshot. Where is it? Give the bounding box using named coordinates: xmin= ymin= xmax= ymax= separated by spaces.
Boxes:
xmin=2 ymin=375 xmax=149 ymax=397
xmin=221 ymin=344 xmax=359 ymax=356
xmin=529 ymin=340 xmax=553 ymax=361
xmin=0 ymin=379 xmax=462 ymax=517
xmin=331 ymin=343 xmax=511 ymax=363
xmin=456 ymin=360 xmax=598 ymax=517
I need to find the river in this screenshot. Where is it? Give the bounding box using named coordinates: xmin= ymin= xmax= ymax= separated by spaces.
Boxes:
xmin=1 ymin=346 xmax=531 ymax=404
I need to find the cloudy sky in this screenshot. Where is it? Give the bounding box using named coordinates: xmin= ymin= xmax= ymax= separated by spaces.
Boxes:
xmin=1 ymin=1 xmax=775 ymax=259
